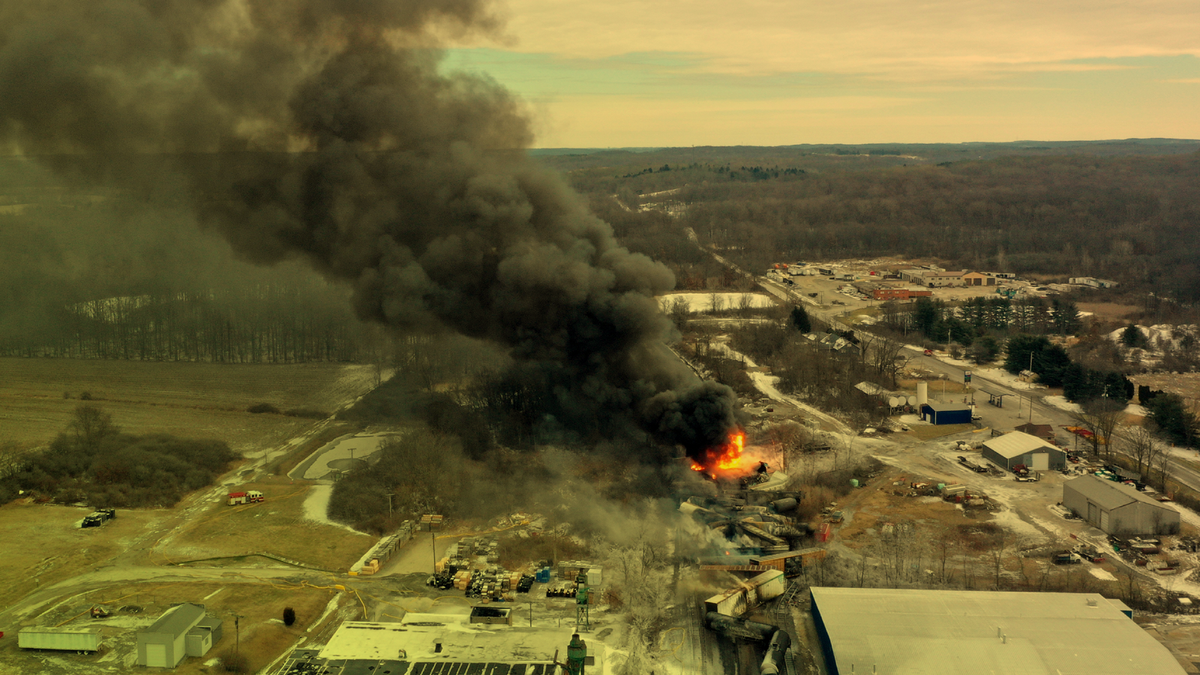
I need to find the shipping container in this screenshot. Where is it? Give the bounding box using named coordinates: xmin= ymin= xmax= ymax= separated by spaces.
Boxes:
xmin=19 ymin=628 xmax=102 ymax=652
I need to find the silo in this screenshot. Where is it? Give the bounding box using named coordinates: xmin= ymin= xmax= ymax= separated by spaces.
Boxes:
xmin=917 ymin=382 xmax=928 ymax=406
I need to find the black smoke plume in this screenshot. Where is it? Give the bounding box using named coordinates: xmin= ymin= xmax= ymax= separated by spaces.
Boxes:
xmin=0 ymin=0 xmax=737 ymax=463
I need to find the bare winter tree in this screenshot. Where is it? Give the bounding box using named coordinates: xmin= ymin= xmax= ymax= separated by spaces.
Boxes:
xmin=988 ymin=529 xmax=1009 ymax=590
xmin=1071 ymin=398 xmax=1124 ymax=457
xmin=1121 ymin=425 xmax=1161 ymax=477
xmin=69 ymin=405 xmax=119 ymax=451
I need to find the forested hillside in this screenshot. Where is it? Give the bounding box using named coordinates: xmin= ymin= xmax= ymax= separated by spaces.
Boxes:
xmin=541 ymin=142 xmax=1200 ymax=303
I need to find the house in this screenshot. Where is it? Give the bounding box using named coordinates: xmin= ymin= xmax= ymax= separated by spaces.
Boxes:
xmin=981 ymin=431 xmax=1066 ymax=471
xmin=1014 ymin=423 xmax=1055 ymax=442
xmin=1063 ymin=475 xmax=1180 ymax=536
xmin=962 ymin=272 xmax=997 ymax=286
xmin=137 ymin=603 xmax=222 ymax=668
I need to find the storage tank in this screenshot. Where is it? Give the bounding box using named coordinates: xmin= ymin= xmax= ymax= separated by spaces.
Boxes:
xmin=759 ymin=629 xmax=792 ymax=675
xmin=19 ymin=628 xmax=102 ymax=652
xmin=917 ymin=382 xmax=928 ymax=406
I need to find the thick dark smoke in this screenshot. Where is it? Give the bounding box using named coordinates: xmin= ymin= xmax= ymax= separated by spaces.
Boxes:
xmin=0 ymin=0 xmax=737 ymax=462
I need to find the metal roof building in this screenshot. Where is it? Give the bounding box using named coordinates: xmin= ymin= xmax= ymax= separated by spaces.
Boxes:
xmin=810 ymin=587 xmax=1185 ymax=675
xmin=137 ymin=603 xmax=221 ymax=668
xmin=981 ymin=431 xmax=1066 ymax=471
xmin=1063 ymin=474 xmax=1181 ymax=536
xmin=920 ymin=402 xmax=972 ymax=425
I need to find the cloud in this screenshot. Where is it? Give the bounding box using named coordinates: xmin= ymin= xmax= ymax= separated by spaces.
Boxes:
xmin=484 ymin=0 xmax=1200 ymax=79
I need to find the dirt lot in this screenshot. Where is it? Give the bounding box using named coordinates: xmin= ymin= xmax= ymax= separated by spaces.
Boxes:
xmin=0 ymin=358 xmax=376 ymax=452
xmin=160 ymin=477 xmax=373 ymax=571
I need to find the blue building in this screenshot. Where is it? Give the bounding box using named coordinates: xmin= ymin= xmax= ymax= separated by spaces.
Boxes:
xmin=920 ymin=402 xmax=972 ymax=425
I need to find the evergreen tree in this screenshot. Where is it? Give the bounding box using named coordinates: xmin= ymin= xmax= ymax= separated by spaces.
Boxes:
xmin=1146 ymin=394 xmax=1198 ymax=448
xmin=790 ymin=305 xmax=811 ymax=333
xmin=1120 ymin=324 xmax=1146 ymax=348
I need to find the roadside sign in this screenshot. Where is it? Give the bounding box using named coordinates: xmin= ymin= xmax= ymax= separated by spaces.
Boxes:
xmin=964 ymin=371 xmax=972 ymax=383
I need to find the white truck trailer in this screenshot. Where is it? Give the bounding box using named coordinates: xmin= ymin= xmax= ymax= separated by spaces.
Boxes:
xmin=19 ymin=628 xmax=102 ymax=652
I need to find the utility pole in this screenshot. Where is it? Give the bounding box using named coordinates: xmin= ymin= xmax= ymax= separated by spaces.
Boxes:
xmin=231 ymin=612 xmax=243 ymax=668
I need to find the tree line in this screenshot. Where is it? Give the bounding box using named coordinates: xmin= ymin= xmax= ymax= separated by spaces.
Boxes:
xmin=1 ymin=282 xmax=375 ymax=363
xmin=549 ymin=149 xmax=1200 ymax=304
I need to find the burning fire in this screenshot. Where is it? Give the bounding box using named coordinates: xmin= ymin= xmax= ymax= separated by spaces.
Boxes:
xmin=690 ymin=430 xmax=745 ymax=474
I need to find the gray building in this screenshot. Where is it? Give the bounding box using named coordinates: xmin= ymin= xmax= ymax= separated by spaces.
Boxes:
xmin=137 ymin=603 xmax=222 ymax=668
xmin=981 ymin=431 xmax=1065 ymax=471
xmin=1063 ymin=475 xmax=1180 ymax=536
xmin=810 ymin=587 xmax=1183 ymax=675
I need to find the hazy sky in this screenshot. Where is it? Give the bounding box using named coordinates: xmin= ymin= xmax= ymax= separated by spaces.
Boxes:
xmin=442 ymin=0 xmax=1200 ymax=147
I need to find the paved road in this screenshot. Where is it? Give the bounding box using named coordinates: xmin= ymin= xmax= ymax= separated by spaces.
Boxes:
xmin=751 ymin=265 xmax=1200 ymax=494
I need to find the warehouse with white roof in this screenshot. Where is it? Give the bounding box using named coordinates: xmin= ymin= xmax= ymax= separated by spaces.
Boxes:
xmin=810 ymin=587 xmax=1185 ymax=675
xmin=980 ymin=430 xmax=1066 ymax=471
xmin=1063 ymin=474 xmax=1180 ymax=535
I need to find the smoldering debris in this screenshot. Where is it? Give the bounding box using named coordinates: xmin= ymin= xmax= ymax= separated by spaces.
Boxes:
xmin=0 ymin=0 xmax=737 ymax=458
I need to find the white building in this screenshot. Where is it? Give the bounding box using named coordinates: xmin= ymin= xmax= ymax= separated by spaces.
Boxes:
xmin=811 ymin=587 xmax=1184 ymax=675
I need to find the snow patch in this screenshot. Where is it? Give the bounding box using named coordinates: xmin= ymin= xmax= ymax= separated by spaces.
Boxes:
xmin=658 ymin=292 xmax=775 ymax=313
xmin=1043 ymin=396 xmax=1082 ymax=413
xmin=1089 ymin=567 xmax=1116 ymax=581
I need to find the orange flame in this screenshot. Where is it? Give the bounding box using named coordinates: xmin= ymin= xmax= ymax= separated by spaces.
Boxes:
xmin=690 ymin=430 xmax=745 ymax=474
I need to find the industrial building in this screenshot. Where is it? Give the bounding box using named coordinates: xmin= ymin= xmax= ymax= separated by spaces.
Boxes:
xmin=136 ymin=603 xmax=222 ymax=668
xmin=272 ymin=612 xmax=601 ymax=675
xmin=962 ymin=271 xmax=997 ymax=286
xmin=810 ymin=587 xmax=1185 ymax=675
xmin=1063 ymin=474 xmax=1181 ymax=535
xmin=920 ymin=401 xmax=972 ymax=425
xmin=980 ymin=431 xmax=1066 ymax=471
xmin=851 ymin=282 xmax=932 ymax=301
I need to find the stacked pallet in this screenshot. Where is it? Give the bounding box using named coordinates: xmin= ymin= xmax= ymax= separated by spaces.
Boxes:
xmin=453 ymin=570 xmax=473 ymax=590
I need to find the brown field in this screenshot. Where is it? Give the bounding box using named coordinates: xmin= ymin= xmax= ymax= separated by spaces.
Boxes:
xmin=0 ymin=358 xmax=376 ymax=451
xmin=1078 ymin=302 xmax=1142 ymax=322
xmin=9 ymin=579 xmax=343 ymax=675
xmin=160 ymin=476 xmax=373 ymax=571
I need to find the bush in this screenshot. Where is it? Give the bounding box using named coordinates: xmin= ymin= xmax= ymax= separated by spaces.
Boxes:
xmin=219 ymin=652 xmax=249 ymax=673
xmin=283 ymin=607 xmax=296 ymax=626
xmin=247 ymin=403 xmax=281 ymax=414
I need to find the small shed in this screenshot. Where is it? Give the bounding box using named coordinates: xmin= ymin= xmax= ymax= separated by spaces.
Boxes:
xmin=920 ymin=402 xmax=972 ymax=425
xmin=137 ymin=603 xmax=220 ymax=668
xmin=1063 ymin=475 xmax=1180 ymax=536
xmin=1014 ymin=423 xmax=1055 ymax=442
xmin=981 ymin=431 xmax=1066 ymax=471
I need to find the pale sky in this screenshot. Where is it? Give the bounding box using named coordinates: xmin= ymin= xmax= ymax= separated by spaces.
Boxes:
xmin=441 ymin=0 xmax=1200 ymax=147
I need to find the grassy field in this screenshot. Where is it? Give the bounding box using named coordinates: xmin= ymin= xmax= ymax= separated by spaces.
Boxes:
xmin=8 ymin=578 xmax=343 ymax=675
xmin=160 ymin=476 xmax=373 ymax=571
xmin=0 ymin=501 xmax=171 ymax=611
xmin=0 ymin=358 xmax=376 ymax=452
